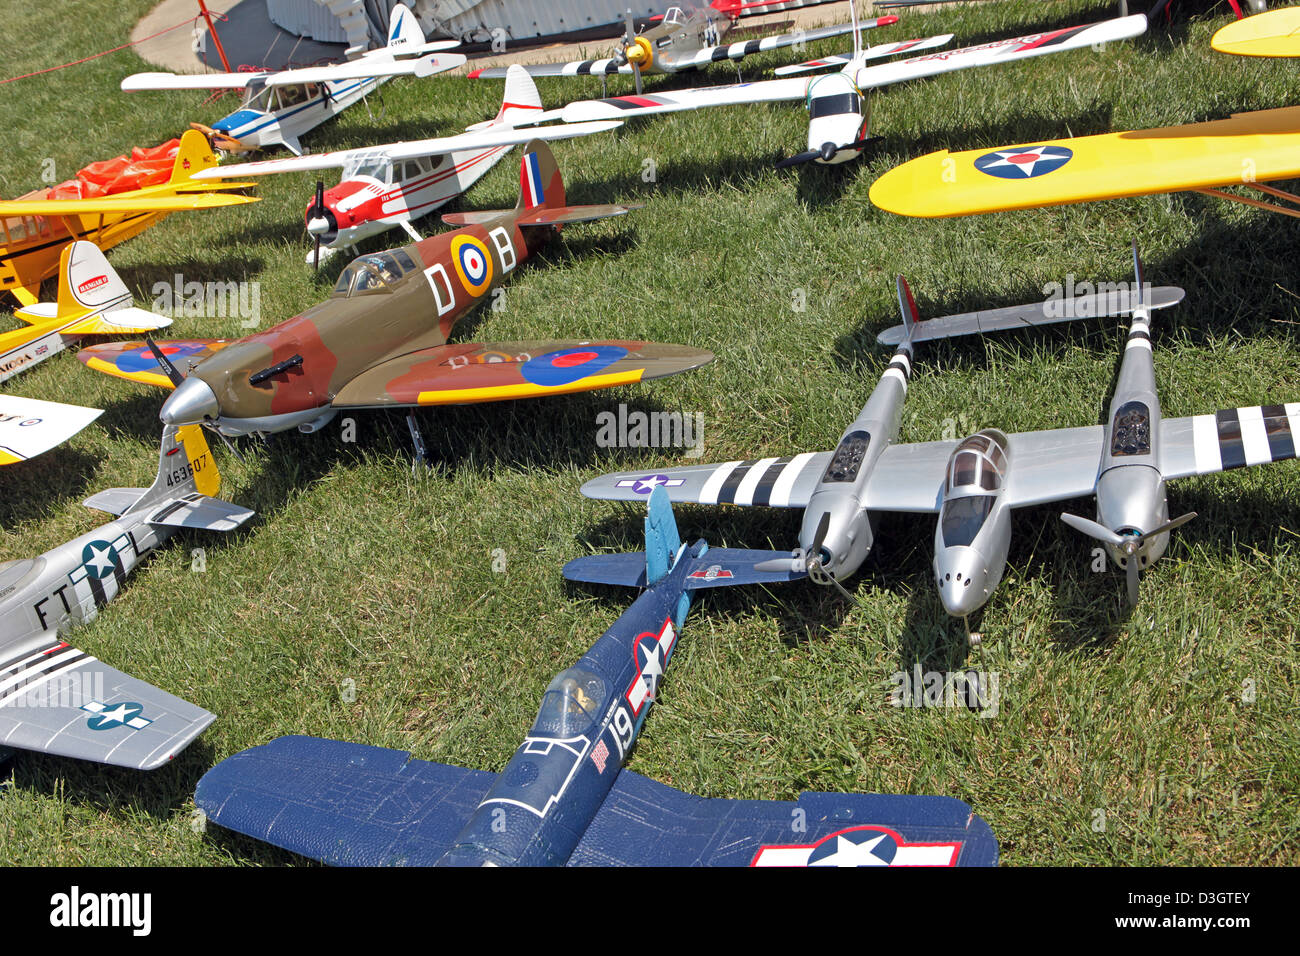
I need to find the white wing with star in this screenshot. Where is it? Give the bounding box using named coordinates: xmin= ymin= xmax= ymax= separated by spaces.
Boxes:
xmin=0 ymin=630 xmax=214 ymax=769
xmin=581 ymin=453 xmax=834 ymax=508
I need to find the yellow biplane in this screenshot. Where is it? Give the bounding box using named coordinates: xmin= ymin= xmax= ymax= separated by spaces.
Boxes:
xmin=0 ymin=130 xmax=256 ymax=306
xmin=870 ymin=9 xmax=1300 ymax=220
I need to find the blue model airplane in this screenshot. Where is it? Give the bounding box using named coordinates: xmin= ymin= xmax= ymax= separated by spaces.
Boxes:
xmin=195 ymin=488 xmax=998 ymax=866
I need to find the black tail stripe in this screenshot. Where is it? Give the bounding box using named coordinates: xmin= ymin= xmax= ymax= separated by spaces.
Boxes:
xmin=751 ymin=457 xmax=794 ymax=507
xmin=1261 ymin=409 xmax=1296 ymax=462
xmin=716 ymin=460 xmax=758 ymax=504
xmin=1216 ymin=408 xmax=1247 ymax=470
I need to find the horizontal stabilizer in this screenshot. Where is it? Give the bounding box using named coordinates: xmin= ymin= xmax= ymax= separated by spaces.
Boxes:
xmin=0 ymin=631 xmax=213 ymax=770
xmin=572 ymin=770 xmax=997 ymax=866
xmin=195 ymin=735 xmax=496 ymax=865
xmin=563 ymin=547 xmax=808 ymax=588
xmin=329 ymin=340 xmax=712 ymax=408
xmin=876 ymin=286 xmax=1185 ymax=345
xmin=145 ymin=493 xmax=254 ymax=532
xmin=0 ymin=394 xmax=102 ymax=466
xmin=60 ymin=306 xmax=172 ymax=336
xmin=83 ymin=487 xmax=145 ymax=517
xmin=78 ymin=339 xmax=229 ymax=389
xmin=441 ymin=203 xmax=643 ymax=228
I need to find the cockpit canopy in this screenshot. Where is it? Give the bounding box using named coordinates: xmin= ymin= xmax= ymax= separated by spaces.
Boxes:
xmin=532 ymin=668 xmax=609 ymax=738
xmin=330 ymin=249 xmax=418 ymax=297
xmin=807 ymin=73 xmax=862 ymax=119
xmin=663 ymin=6 xmax=686 ymax=25
xmin=821 ymin=429 xmax=870 ymax=483
xmin=938 ymin=430 xmax=1009 ymax=549
xmin=945 ymin=430 xmax=1008 ymax=495
xmin=343 ymin=151 xmax=394 ymax=184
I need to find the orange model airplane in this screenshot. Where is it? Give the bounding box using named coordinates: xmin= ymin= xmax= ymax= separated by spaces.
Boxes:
xmin=0 ymin=130 xmax=257 ymax=306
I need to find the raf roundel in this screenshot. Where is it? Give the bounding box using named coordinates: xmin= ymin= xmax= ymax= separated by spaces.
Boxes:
xmin=974 ymin=144 xmax=1073 ymax=179
xmin=116 ymin=342 xmax=208 ymax=374
xmin=450 ymin=235 xmax=494 ymax=296
xmin=520 ymin=345 xmax=629 ymax=387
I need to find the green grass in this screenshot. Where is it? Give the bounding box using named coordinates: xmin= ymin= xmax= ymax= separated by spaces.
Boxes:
xmin=1 ymin=0 xmax=1299 ymax=865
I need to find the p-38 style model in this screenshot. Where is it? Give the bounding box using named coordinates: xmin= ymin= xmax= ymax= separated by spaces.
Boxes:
xmin=583 ymin=248 xmax=1300 ymax=638
xmin=469 ymin=1 xmax=884 ymax=94
xmin=0 ymin=424 xmax=252 ymax=768
xmin=562 ymin=12 xmax=1145 ymax=167
xmin=193 ymin=487 xmax=998 ymax=866
xmin=77 ymin=142 xmax=713 ymax=457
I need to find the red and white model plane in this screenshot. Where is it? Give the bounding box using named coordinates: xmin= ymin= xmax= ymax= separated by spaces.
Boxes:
xmin=192 ymin=67 xmax=620 ymax=263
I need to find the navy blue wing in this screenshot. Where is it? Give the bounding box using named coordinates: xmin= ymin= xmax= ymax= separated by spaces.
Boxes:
xmin=569 ymin=770 xmax=997 ymax=866
xmin=195 ymin=735 xmax=495 ymax=865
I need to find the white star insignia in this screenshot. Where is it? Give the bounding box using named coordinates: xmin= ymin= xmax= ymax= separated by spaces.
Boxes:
xmin=979 ymin=146 xmax=1060 ymax=177
xmin=810 ymin=833 xmax=892 ymax=867
xmin=85 ymin=545 xmax=116 ymax=576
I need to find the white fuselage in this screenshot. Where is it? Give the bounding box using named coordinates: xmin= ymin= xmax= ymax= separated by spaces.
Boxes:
xmin=0 ymin=512 xmax=170 ymax=647
xmin=213 ymin=75 xmax=387 ymax=152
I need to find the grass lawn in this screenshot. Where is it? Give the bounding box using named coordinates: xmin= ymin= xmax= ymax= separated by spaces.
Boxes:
xmin=0 ymin=0 xmax=1297 ymax=865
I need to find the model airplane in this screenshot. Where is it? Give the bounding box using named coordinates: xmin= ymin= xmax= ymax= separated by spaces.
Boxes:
xmin=2 ymin=241 xmax=171 ymax=385
xmin=0 ymin=241 xmax=176 ymax=467
xmin=561 ymin=12 xmax=1146 ymax=166
xmin=468 ymin=1 xmax=886 ymax=95
xmin=192 ymin=66 xmax=623 ymax=264
xmin=0 ymin=131 xmax=256 ymax=306
xmin=121 ymin=4 xmax=466 ymax=156
xmin=77 ymin=141 xmax=713 ymax=458
xmin=870 ymin=8 xmax=1300 ymax=218
xmin=0 ymin=423 xmax=252 ymax=769
xmin=583 ymin=249 xmax=1300 ymax=638
xmin=193 ymin=486 xmax=998 ymax=866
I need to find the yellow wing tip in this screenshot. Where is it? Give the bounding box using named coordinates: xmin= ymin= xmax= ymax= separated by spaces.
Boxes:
xmin=83 ymin=355 xmax=176 ymax=389
xmin=415 ymin=369 xmax=645 ymax=406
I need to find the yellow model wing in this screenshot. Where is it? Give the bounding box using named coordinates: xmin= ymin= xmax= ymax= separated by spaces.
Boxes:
xmin=1212 ymin=8 xmax=1300 ymax=58
xmin=869 ymin=106 xmax=1300 ymax=217
xmin=0 ymin=193 xmax=257 ymax=215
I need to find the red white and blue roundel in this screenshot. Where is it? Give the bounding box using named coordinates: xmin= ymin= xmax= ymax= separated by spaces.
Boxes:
xmin=450 ymin=235 xmax=494 ymax=296
xmin=520 ymin=345 xmax=628 ymax=387
xmin=974 ymin=145 xmax=1073 ymax=179
xmin=115 ymin=342 xmax=209 ymax=373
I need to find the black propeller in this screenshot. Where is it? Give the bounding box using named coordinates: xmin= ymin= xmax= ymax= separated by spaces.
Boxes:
xmin=1060 ymin=511 xmax=1197 ymax=606
xmin=146 ymin=335 xmax=184 ymax=388
xmin=304 ymin=180 xmax=332 ymax=270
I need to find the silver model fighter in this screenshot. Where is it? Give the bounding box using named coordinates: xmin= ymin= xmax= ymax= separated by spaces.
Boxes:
xmin=0 ymin=424 xmax=253 ymax=768
xmin=582 ymin=246 xmax=1300 ymax=641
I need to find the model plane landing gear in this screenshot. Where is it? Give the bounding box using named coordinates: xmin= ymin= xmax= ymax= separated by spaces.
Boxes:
xmin=406 ymin=411 xmax=431 ymax=472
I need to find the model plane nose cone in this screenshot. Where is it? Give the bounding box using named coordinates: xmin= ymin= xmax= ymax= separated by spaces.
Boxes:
xmin=160 ymin=376 xmax=220 ymax=425
xmin=306 ymin=216 xmax=331 ymax=237
xmin=625 ymin=36 xmax=652 ymax=65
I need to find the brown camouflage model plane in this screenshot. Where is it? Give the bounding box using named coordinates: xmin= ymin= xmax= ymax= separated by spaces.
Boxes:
xmin=77 ymin=141 xmax=712 ymax=459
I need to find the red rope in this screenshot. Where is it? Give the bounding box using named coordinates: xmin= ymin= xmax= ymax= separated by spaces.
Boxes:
xmin=0 ymin=11 xmax=228 ymax=85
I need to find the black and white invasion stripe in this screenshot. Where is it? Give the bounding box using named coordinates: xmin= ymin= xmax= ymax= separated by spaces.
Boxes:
xmin=1190 ymin=403 xmax=1300 ymax=474
xmin=0 ymin=636 xmax=93 ymax=709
